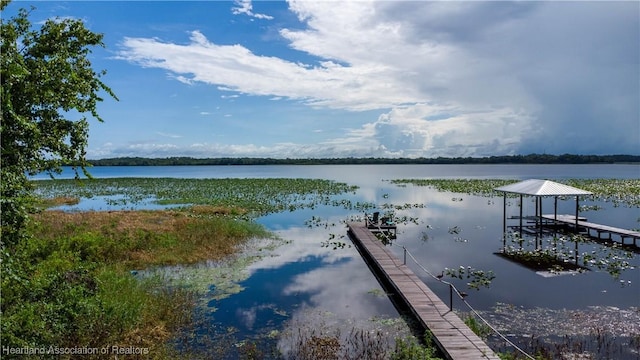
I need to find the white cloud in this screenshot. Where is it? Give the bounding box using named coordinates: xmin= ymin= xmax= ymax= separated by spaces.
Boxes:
xmin=172 ymin=75 xmax=194 ymax=85
xmin=117 ymin=29 xmax=420 ymax=112
xmin=362 ymin=104 xmax=532 ymax=157
xmin=88 ymin=140 xmax=387 ymax=159
xmin=115 ymin=1 xmax=639 ymax=157
xmin=232 ymin=0 xmax=274 ymax=20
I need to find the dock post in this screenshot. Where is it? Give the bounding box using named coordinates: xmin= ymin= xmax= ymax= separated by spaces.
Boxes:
xmin=403 ymin=246 xmax=407 ymax=265
xmin=449 ymin=284 xmax=453 ymax=311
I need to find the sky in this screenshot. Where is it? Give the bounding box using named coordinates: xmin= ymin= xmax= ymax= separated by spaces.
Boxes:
xmin=6 ymin=0 xmax=640 ymax=159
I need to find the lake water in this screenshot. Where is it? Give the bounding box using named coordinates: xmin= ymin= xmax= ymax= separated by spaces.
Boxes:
xmin=35 ymin=164 xmax=640 ymax=358
xmin=34 ymin=163 xmax=640 ymax=183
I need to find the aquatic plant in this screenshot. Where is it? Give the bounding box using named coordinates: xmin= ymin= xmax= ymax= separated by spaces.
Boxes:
xmin=391 ymin=178 xmax=640 ymax=207
xmin=443 ymin=266 xmax=496 ymax=290
xmin=284 ymin=327 xmax=443 ymax=360
xmin=391 ymin=179 xmax=517 ymax=197
xmin=33 ymin=177 xmax=360 ymax=216
xmin=367 ymin=288 xmax=387 ymax=298
xmin=448 ymin=226 xmax=461 ymax=235
xmin=478 ymin=304 xmax=640 ymax=360
xmin=463 ymin=314 xmax=493 ymax=340
xmin=275 ymin=307 xmax=418 ymax=360
xmin=305 ymin=215 xmax=339 ymax=228
xmin=564 ymin=179 xmax=640 ymax=207
xmin=391 ymin=331 xmax=442 ymax=360
xmin=320 ymin=239 xmax=350 ymax=250
xmin=501 ymin=232 xmax=635 ymax=283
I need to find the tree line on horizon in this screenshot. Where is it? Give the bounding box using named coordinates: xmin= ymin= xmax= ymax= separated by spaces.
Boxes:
xmin=86 ymin=154 xmax=640 ymax=166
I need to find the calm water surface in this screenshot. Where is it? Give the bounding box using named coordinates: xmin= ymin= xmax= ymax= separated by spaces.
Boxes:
xmin=38 ymin=164 xmax=640 ymax=358
xmin=37 ymin=163 xmax=640 ymax=183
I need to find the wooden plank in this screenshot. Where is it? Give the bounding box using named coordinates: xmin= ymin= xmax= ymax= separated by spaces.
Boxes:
xmin=542 ymin=215 xmax=640 ymax=240
xmin=347 ymin=222 xmax=500 ymax=360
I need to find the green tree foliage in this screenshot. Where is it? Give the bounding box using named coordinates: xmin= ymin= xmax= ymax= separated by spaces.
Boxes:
xmin=0 ymin=0 xmax=117 ymax=246
xmin=87 ymin=154 xmax=640 ymax=166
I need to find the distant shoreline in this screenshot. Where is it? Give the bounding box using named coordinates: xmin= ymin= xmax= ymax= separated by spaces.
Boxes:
xmin=85 ymin=154 xmax=640 ymax=166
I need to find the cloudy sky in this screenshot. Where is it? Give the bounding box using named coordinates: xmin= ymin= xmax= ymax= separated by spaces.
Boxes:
xmin=8 ymin=0 xmax=639 ymax=158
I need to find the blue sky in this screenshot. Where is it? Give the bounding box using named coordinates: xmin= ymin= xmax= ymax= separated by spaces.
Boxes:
xmin=7 ymin=0 xmax=640 ymax=158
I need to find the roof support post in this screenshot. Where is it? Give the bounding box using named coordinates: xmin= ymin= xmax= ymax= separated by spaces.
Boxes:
xmin=538 ymin=197 xmax=543 ymax=246
xmin=575 ymin=196 xmax=580 ymax=230
xmin=519 ymin=194 xmax=523 ymax=239
xmin=502 ymin=193 xmax=507 ymax=252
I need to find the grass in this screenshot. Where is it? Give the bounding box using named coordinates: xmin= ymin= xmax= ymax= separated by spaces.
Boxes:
xmin=36 ymin=195 xmax=80 ymax=208
xmin=1 ymin=206 xmax=271 ymax=359
xmin=31 ymin=208 xmax=270 ymax=268
xmin=463 ymin=314 xmax=493 ymax=340
xmin=283 ymin=327 xmax=442 ymax=360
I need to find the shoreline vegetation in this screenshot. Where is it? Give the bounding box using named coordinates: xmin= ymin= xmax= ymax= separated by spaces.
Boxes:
xmin=85 ymin=154 xmax=640 ymax=166
xmin=3 ymin=207 xmax=275 ymax=359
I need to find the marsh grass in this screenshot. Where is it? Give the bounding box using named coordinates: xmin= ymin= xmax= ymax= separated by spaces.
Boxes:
xmin=285 ymin=327 xmax=442 ymax=360
xmin=32 ymin=208 xmax=270 ymax=268
xmin=476 ymin=303 xmax=640 ymax=360
xmin=462 ymin=314 xmax=493 ymax=340
xmin=36 ymin=195 xmax=80 ymax=208
xmin=1 ymin=206 xmax=271 ymax=359
xmin=495 ymin=330 xmax=640 ymax=360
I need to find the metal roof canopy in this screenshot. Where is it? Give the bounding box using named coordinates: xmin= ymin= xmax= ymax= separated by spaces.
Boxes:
xmin=494 ymin=179 xmax=593 ymax=250
xmin=494 ymin=179 xmax=592 ymax=197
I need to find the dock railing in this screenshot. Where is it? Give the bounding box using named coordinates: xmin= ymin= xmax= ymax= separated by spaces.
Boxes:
xmin=370 ymin=222 xmax=536 ymax=360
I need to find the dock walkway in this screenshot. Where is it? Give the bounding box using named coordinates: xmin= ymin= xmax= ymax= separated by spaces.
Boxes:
xmin=542 ymin=214 xmax=640 ymax=246
xmin=347 ymin=222 xmax=499 ymax=360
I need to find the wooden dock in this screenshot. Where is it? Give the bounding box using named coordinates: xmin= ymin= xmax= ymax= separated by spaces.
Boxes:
xmin=542 ymin=214 xmax=640 ymax=246
xmin=347 ymin=222 xmax=500 ymax=360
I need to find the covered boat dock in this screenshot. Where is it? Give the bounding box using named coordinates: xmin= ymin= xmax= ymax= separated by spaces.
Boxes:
xmin=494 ymin=179 xmax=638 ymax=248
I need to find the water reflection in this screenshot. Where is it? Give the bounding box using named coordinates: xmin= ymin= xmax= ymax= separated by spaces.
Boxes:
xmin=45 ymin=194 xmax=182 ymax=211
xmin=184 ymin=220 xmax=410 ymax=358
xmin=280 ymin=253 xmax=398 ymax=320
